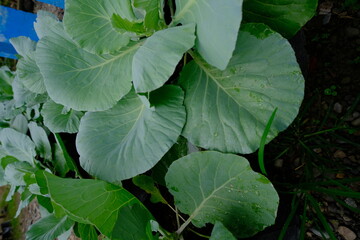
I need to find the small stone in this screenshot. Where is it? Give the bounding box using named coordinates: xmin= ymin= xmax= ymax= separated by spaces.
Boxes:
xmin=310 ymin=228 xmax=330 ymax=239
xmin=306 ymin=232 xmax=313 ymax=238
xmin=274 ymin=159 xmax=284 ymax=168
xmin=334 ymin=150 xmax=346 ymax=159
xmin=349 ymin=155 xmax=357 ymax=162
xmin=336 ymin=172 xmax=345 ymax=179
xmin=346 ymin=27 xmax=360 ymax=37
xmin=353 ymin=112 xmax=360 ymax=118
xmin=338 ymin=226 xmax=357 ymax=240
xmin=293 ymin=157 xmax=301 ymax=167
xmin=351 ymin=117 xmax=360 ymax=127
xmin=343 ymin=216 xmax=352 ymax=221
xmin=313 ymin=148 xmax=322 ymax=153
xmin=345 ymin=198 xmax=357 ymax=208
xmin=333 ymin=102 xmax=343 ymax=113
xmin=319 ymin=1 xmax=333 ymax=15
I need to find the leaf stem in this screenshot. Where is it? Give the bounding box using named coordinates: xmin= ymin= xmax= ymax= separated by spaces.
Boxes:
xmin=168 ymin=0 xmax=175 ymax=18
xmin=175 ymin=206 xmax=181 ymax=229
xmin=188 ymin=228 xmax=210 ymax=239
xmin=167 ymin=204 xmax=186 ymax=222
xmin=176 ymin=217 xmax=192 ymax=235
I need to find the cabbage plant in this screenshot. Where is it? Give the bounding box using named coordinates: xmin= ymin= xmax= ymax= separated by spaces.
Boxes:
xmin=0 ymin=0 xmax=317 ymax=239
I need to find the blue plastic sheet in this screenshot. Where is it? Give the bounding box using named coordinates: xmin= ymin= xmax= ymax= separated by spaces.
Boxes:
xmin=0 ymin=6 xmax=38 ymax=59
xmin=38 ymin=0 xmax=64 ymax=9
xmin=0 ymin=0 xmax=64 ymax=59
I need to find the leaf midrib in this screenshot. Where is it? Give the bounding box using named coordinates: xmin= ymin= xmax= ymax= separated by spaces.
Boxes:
xmin=174 ymin=0 xmax=198 ymax=21
xmin=73 ymin=41 xmax=143 ymax=72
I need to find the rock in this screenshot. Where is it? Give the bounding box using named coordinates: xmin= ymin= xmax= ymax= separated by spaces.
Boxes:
xmin=313 ymin=148 xmax=322 ymax=153
xmin=333 ymin=102 xmax=343 ymax=113
xmin=319 ymin=1 xmax=333 ymax=15
xmin=346 ymin=112 xmax=360 ymax=122
xmin=345 ymin=198 xmax=357 ymax=208
xmin=334 ymin=150 xmax=346 ymax=159
xmin=338 ymin=226 xmax=357 ymax=240
xmin=351 ymin=117 xmax=360 ymax=126
xmin=346 ymin=27 xmax=360 ymax=37
xmin=310 ymin=228 xmax=330 ymax=239
xmin=274 ymin=159 xmax=284 ymax=168
xmin=293 ymin=157 xmax=301 ymax=167
xmin=348 ymin=155 xmax=358 ymax=163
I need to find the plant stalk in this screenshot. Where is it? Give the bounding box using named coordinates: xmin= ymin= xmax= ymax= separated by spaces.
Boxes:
xmin=176 ymin=217 xmax=192 ymax=235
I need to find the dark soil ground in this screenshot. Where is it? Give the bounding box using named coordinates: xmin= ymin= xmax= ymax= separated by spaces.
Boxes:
xmin=0 ymin=0 xmax=359 ymax=239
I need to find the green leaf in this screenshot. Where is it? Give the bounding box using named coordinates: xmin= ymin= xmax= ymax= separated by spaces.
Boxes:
xmin=180 ymin=23 xmax=304 ymax=154
xmin=0 ymin=66 xmax=14 ymax=96
xmin=1 ymin=155 xmax=18 ymax=169
xmin=53 ymin=134 xmax=79 ymax=175
xmin=26 ymin=214 xmax=74 ymax=240
xmin=41 ymin=171 xmax=148 ymax=237
xmin=36 ymin=22 xmax=139 ymax=111
xmin=76 ymin=85 xmax=186 ymax=182
xmin=243 ymin=0 xmax=317 ymax=38
xmin=4 ymin=161 xmax=36 ymax=186
xmin=10 ymin=114 xmax=28 ymax=134
xmin=0 ymin=128 xmax=36 ymax=164
xmin=151 ymin=136 xmax=188 ymax=186
xmin=111 ymin=14 xmax=146 ymax=36
xmin=165 ymin=151 xmax=279 ymax=238
xmin=77 ymin=223 xmax=98 ymax=240
xmin=0 ymin=151 xmax=6 ymax=186
xmin=258 ymin=108 xmax=278 ymax=175
xmin=15 ymin=188 xmax=34 ymax=217
xmin=10 ymin=37 xmax=46 ymax=94
xmin=132 ymin=175 xmax=167 ymax=204
xmin=210 ymin=221 xmax=236 ymax=240
xmin=9 ymin=36 xmax=36 ymax=57
xmin=37 ymin=195 xmax=54 ymax=214
xmin=34 ymin=11 xmax=60 ymax=39
xmin=174 ymin=0 xmax=243 ymax=70
xmin=133 ymin=24 xmax=195 ymax=93
xmin=64 ymin=0 xmax=135 ymax=54
xmin=57 ymin=228 xmax=73 ymax=240
xmin=12 ymin=77 xmax=48 ymax=108
xmin=41 ymin=100 xmax=84 ymax=133
xmin=133 ymin=0 xmax=165 ymax=31
xmin=52 ymin=144 xmax=70 ymax=177
xmin=28 ymin=122 xmax=52 ymax=160
xmin=112 ymin=203 xmax=156 ymax=240
xmin=0 ymin=100 xmax=23 ymax=121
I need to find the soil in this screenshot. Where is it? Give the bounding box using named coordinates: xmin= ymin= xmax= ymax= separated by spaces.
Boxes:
xmin=0 ymin=0 xmax=359 ymax=239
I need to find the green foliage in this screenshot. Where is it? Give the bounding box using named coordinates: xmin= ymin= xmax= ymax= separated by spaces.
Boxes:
xmin=0 ymin=0 xmax=317 ymax=239
xmin=26 ymin=214 xmax=74 ymax=240
xmin=166 ymin=151 xmax=279 ymax=238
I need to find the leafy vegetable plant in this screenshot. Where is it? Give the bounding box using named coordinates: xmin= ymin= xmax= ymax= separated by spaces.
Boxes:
xmin=0 ymin=0 xmax=317 ymax=239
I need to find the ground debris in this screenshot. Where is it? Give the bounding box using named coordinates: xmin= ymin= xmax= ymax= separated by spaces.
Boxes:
xmin=338 ymin=226 xmax=357 ymax=240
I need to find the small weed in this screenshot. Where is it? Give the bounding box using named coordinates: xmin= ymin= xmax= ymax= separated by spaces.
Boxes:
xmin=324 ymin=85 xmax=337 ymax=96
